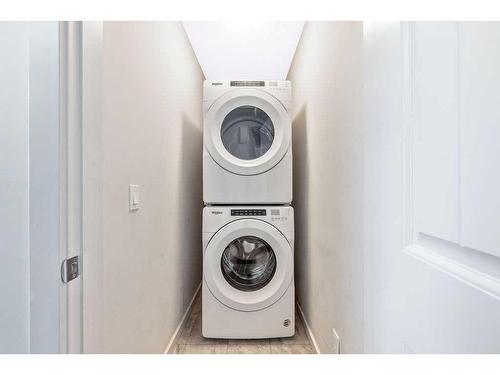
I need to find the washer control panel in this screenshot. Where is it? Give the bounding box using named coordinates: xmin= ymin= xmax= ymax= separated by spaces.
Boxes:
xmin=231 ymin=209 xmax=266 ymax=216
xmin=230 ymin=80 xmax=265 ymax=87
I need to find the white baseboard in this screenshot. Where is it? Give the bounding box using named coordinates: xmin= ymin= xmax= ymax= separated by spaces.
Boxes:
xmin=297 ymin=302 xmax=320 ymax=354
xmin=164 ymin=283 xmax=201 ymax=354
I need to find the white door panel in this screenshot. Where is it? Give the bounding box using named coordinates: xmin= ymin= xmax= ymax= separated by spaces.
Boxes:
xmin=460 ymin=22 xmax=500 ymax=258
xmin=414 ymin=21 xmax=460 ymax=244
xmin=413 ymin=21 xmax=500 ymax=259
xmin=398 ymin=21 xmax=500 ymax=354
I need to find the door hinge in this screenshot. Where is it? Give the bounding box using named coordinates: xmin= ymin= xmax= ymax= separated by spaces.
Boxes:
xmin=61 ymin=255 xmax=80 ymax=283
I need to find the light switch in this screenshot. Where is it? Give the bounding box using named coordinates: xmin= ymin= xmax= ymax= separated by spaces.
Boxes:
xmin=129 ymin=184 xmax=140 ymax=211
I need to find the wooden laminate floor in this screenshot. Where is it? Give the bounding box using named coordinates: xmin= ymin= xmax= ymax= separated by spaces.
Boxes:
xmin=172 ymin=292 xmax=315 ymax=354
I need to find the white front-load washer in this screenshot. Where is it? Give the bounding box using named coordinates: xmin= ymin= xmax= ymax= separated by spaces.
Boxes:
xmin=203 ymin=80 xmax=293 ymax=204
xmin=202 ymin=205 xmax=295 ymax=339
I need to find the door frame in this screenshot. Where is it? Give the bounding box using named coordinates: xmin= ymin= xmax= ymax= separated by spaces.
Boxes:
xmin=80 ymin=21 xmax=104 ymax=354
xmin=59 ymin=21 xmax=83 ymax=354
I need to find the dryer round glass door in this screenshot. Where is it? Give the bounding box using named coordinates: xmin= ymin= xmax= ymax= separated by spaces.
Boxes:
xmin=221 ymin=236 xmax=276 ymax=291
xmin=221 ymin=106 xmax=274 ymax=161
xmin=204 ymin=219 xmax=293 ymax=312
xmin=204 ymin=88 xmax=291 ymax=176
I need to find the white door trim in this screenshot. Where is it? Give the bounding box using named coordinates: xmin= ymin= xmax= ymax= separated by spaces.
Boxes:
xmin=81 ymin=21 xmax=104 ymax=354
xmin=59 ymin=21 xmax=83 ymax=354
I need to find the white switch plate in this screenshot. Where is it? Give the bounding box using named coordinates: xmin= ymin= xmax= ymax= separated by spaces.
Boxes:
xmin=129 ymin=184 xmax=140 ymax=211
xmin=332 ymin=328 xmax=340 ymax=354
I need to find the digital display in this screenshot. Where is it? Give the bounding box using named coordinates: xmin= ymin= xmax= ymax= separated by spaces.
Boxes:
xmin=231 ymin=209 xmax=267 ymax=216
xmin=230 ymin=80 xmax=265 ymax=87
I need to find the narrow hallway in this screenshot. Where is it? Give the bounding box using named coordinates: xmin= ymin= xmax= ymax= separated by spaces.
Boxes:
xmin=172 ymin=292 xmax=315 ymax=354
xmin=3 ymin=18 xmax=500 ymax=361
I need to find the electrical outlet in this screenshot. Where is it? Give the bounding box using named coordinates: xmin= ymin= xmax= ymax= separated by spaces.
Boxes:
xmin=332 ymin=328 xmax=341 ymax=354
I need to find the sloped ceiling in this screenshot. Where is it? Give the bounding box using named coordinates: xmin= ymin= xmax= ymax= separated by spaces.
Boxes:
xmin=183 ymin=21 xmax=304 ymax=80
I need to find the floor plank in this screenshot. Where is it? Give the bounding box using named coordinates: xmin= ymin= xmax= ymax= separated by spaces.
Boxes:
xmin=178 ymin=344 xmax=228 ymax=354
xmin=171 ymin=292 xmax=315 ymax=355
xmin=270 ymin=343 xmax=314 ymax=354
xmin=227 ymin=342 xmax=271 ymax=354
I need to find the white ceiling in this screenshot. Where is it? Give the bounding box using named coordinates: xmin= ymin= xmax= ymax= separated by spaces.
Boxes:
xmin=183 ymin=21 xmax=304 ymax=80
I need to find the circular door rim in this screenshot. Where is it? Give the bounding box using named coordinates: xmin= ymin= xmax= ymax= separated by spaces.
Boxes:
xmin=204 ymin=219 xmax=293 ymax=312
xmin=205 ymin=89 xmax=291 ymax=176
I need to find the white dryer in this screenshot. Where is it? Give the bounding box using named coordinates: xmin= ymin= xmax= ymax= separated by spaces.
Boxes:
xmin=202 ymin=206 xmax=295 ymax=339
xmin=203 ymin=80 xmax=293 ymax=204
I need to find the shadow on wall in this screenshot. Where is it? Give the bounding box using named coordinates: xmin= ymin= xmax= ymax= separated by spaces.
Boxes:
xmin=292 ymin=104 xmax=311 ymax=311
xmin=177 ymin=113 xmax=203 ymax=309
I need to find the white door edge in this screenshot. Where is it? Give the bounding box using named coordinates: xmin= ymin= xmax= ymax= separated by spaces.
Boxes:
xmin=59 ymin=21 xmax=83 ymax=354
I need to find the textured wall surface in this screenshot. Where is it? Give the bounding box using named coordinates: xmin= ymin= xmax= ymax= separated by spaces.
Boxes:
xmin=288 ymin=21 xmax=365 ymax=354
xmin=97 ymin=21 xmax=204 ymax=353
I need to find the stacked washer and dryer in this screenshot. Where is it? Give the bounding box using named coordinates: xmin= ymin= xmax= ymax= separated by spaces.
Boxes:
xmin=202 ymin=80 xmax=295 ymax=339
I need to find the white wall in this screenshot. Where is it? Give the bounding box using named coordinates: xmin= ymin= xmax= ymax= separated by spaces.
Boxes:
xmin=82 ymin=21 xmax=104 ymax=354
xmin=362 ymin=22 xmax=407 ymax=353
xmin=183 ymin=21 xmax=303 ymax=79
xmin=290 ymin=21 xmax=500 ymax=354
xmin=0 ymin=22 xmax=30 ymax=353
xmin=85 ymin=21 xmax=204 ymax=353
xmin=287 ymin=21 xmax=365 ymax=354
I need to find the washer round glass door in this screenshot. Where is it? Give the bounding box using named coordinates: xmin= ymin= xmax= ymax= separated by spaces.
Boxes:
xmin=204 ymin=219 xmax=293 ymax=312
xmin=204 ymin=89 xmax=291 ymax=176
xmin=221 ymin=236 xmax=276 ymax=292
